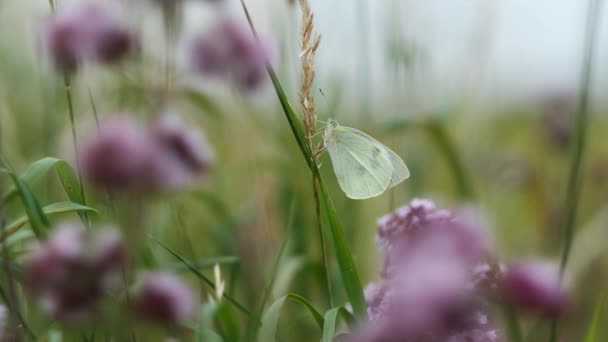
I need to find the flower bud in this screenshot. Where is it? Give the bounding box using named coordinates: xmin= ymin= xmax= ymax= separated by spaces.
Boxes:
xmin=43 ymin=3 xmax=136 ymax=73
xmin=501 ymin=261 xmax=569 ymax=316
xmin=22 ymin=223 xmax=126 ymax=321
xmin=190 ymin=19 xmax=271 ymax=90
xmin=79 ymin=116 xmax=156 ymax=191
xmin=132 ymin=272 xmax=196 ymax=325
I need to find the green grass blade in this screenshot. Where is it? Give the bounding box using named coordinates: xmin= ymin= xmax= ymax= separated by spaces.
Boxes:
xmin=322 ymin=307 xmax=341 ymax=342
xmin=217 ymin=303 xmax=240 ymax=342
xmin=2 ymin=157 xmax=87 ymax=222
xmin=316 ymin=176 xmax=366 ymax=317
xmin=198 ymin=301 xmax=223 ymax=342
xmin=584 ymin=296 xmax=606 ymax=342
xmin=4 ymin=171 xmax=50 ymax=239
xmin=163 ymin=256 xmax=240 ymax=272
xmin=257 ymin=294 xmax=324 ymax=342
xmin=244 ymin=198 xmax=296 ymax=341
xmin=153 ymin=237 xmax=251 ymax=316
xmin=239 ymin=0 xmax=366 ymax=318
xmin=3 ymin=201 xmax=97 ymax=240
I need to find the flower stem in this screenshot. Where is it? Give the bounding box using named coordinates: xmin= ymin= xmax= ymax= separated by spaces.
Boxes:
xmin=550 ymin=0 xmax=602 ymax=341
xmin=313 ymin=174 xmax=333 ymax=307
xmin=504 ymin=305 xmax=524 ymax=342
xmin=63 ymin=75 xmax=90 ymax=227
xmin=425 ymin=121 xmax=474 ymax=200
xmin=557 ymin=0 xmax=602 ymax=275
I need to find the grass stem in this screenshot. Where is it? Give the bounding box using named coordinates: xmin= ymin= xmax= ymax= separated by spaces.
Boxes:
xmin=63 ymin=75 xmax=90 ymax=227
xmin=550 ymin=0 xmax=603 ymax=341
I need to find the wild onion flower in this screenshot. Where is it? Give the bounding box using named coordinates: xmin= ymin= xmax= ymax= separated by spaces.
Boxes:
xmin=376 ymin=199 xmax=490 ymax=279
xmin=131 ymin=272 xmax=196 ymax=325
xmin=190 ymin=19 xmax=271 ymax=90
xmin=501 ymin=261 xmax=568 ymax=316
xmin=43 ymin=3 xmax=136 ymax=72
xmin=79 ymin=114 xmax=213 ymax=192
xmin=351 ymin=199 xmax=499 ymax=342
xmin=79 ymin=116 xmax=158 ymax=191
xmin=150 ymin=113 xmax=214 ymax=189
xmin=22 ymin=223 xmax=126 ymax=321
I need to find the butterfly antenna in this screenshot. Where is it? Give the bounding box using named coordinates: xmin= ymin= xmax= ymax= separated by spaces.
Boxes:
xmin=316 ymin=88 xmax=332 ymax=124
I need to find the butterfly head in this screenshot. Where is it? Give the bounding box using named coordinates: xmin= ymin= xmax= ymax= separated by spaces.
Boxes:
xmin=323 ymin=119 xmax=340 ymax=144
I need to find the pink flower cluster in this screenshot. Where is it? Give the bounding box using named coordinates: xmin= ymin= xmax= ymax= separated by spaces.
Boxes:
xmin=22 ymin=223 xmax=196 ymax=325
xmin=190 ymin=19 xmax=271 ymax=91
xmin=351 ymin=199 xmax=570 ymax=342
xmin=352 ymin=199 xmax=498 ymax=342
xmin=79 ymin=113 xmax=213 ymax=193
xmin=43 ymin=3 xmax=136 ymax=72
xmin=23 ymin=223 xmax=126 ymax=320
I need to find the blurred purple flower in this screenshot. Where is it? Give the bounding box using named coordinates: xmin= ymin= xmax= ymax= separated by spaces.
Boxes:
xmin=190 ymin=19 xmax=271 ymax=90
xmin=150 ymin=113 xmax=214 ymax=189
xmin=131 ymin=272 xmax=196 ymax=325
xmin=354 ymin=256 xmax=498 ymax=342
xmin=377 ymin=199 xmax=490 ymax=278
xmin=79 ymin=116 xmax=158 ymax=191
xmin=43 ymin=3 xmax=136 ymax=72
xmin=79 ymin=114 xmax=213 ymax=193
xmin=22 ymin=223 xmax=126 ymax=321
xmin=501 ymin=261 xmax=568 ymax=316
xmin=350 ymin=199 xmax=500 ymax=342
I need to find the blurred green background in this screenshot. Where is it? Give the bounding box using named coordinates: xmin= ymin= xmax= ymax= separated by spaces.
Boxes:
xmin=1 ymin=0 xmax=608 ymax=341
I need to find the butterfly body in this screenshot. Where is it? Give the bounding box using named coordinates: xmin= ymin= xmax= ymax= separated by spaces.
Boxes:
xmin=323 ymin=120 xmax=409 ymax=199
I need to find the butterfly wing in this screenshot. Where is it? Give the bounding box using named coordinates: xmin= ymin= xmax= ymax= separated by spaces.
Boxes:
xmin=385 ymin=147 xmax=410 ymax=188
xmin=326 ymin=127 xmax=394 ymax=199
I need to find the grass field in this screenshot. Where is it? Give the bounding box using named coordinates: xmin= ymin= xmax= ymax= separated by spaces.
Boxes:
xmin=0 ymin=0 xmax=607 ymax=341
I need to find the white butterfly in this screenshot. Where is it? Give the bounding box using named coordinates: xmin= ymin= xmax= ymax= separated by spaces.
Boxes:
xmin=323 ymin=119 xmax=410 ymax=199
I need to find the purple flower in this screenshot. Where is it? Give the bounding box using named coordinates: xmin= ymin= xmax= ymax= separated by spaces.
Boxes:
xmin=43 ymin=3 xmax=136 ymax=72
xmin=79 ymin=114 xmax=213 ymax=193
xmin=190 ymin=19 xmax=271 ymax=90
xmin=22 ymin=223 xmax=126 ymax=321
xmin=150 ymin=113 xmax=214 ymax=189
xmin=350 ymin=199 xmax=500 ymax=342
xmin=354 ymin=258 xmax=498 ymax=341
xmin=377 ymin=199 xmax=490 ymax=279
xmin=131 ymin=272 xmax=196 ymax=325
xmin=501 ymin=261 xmax=569 ymax=316
xmin=79 ymin=116 xmax=158 ymax=191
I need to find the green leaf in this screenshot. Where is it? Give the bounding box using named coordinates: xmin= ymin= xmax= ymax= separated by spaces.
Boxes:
xmin=567 ymin=208 xmax=608 ymax=284
xmin=322 ymin=306 xmax=355 ymax=342
xmin=3 ymin=202 xmax=97 ymax=240
xmin=2 ymin=157 xmax=87 ymax=222
xmin=244 ymin=198 xmax=297 ymax=342
xmin=153 ymin=238 xmax=250 ymax=316
xmin=217 ymin=303 xmax=240 ymax=342
xmin=584 ymin=296 xmax=606 ymax=342
xmin=4 ymin=171 xmax=50 ymax=239
xmin=198 ymin=301 xmax=223 ymax=342
xmin=257 ymin=294 xmax=324 ymax=342
xmin=239 ymin=2 xmax=367 ymax=318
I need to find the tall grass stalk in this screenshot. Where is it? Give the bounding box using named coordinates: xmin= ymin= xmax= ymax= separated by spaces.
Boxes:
xmin=297 ymin=0 xmax=333 ymax=307
xmin=63 ymin=75 xmax=89 ymax=227
xmin=424 ymin=121 xmax=474 ymax=199
xmin=46 ymin=3 xmax=90 ymax=226
xmin=550 ymin=0 xmax=603 ymax=341
xmin=557 ymin=0 xmax=603 ymax=275
xmin=240 ymin=0 xmax=367 ymax=318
